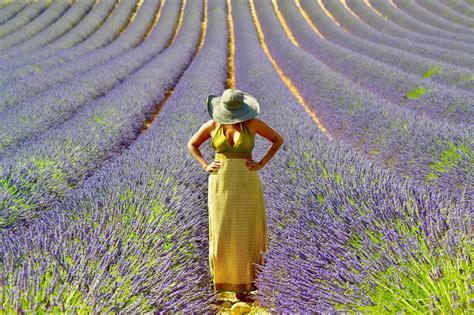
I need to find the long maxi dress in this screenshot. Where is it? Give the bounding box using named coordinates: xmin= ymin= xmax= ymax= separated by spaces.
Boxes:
xmin=208 ymin=120 xmax=268 ymax=293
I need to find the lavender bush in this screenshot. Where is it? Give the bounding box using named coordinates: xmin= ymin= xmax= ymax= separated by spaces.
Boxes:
xmin=0 ymin=0 xmax=72 ymax=50
xmin=344 ymin=0 xmax=474 ymax=54
xmin=277 ymin=0 xmax=474 ymax=125
xmin=0 ymin=0 xmax=136 ymax=78
xmin=439 ymin=0 xmax=474 ymax=18
xmin=0 ymin=0 xmax=50 ymax=38
xmin=0 ymin=0 xmax=201 ymax=229
xmin=0 ymin=2 xmax=28 ymax=24
xmin=0 ymin=0 xmax=116 ymax=64
xmin=0 ymin=0 xmax=471 ymax=313
xmin=232 ymin=0 xmax=471 ymax=312
xmin=0 ymin=1 xmax=187 ymax=153
xmin=320 ymin=0 xmax=474 ymax=69
xmin=393 ymin=0 xmax=474 ymax=36
xmin=0 ymin=0 xmax=227 ymax=312
xmin=367 ymin=0 xmax=473 ymax=45
xmin=254 ymin=0 xmax=473 ymax=194
xmin=415 ymin=0 xmax=474 ymax=28
xmin=0 ymin=0 xmax=95 ymax=57
xmin=298 ymin=0 xmax=474 ymax=92
xmin=0 ymin=0 xmax=169 ymax=112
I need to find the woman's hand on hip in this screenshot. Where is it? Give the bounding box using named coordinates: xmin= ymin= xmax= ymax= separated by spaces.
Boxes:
xmin=246 ymin=158 xmax=263 ymax=171
xmin=205 ymin=160 xmax=221 ymax=173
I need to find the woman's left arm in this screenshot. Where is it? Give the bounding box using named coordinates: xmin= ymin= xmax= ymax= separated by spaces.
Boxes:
xmin=249 ymin=119 xmax=284 ymax=170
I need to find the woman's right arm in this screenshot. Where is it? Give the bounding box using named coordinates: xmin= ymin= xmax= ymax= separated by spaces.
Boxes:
xmin=187 ymin=120 xmax=220 ymax=172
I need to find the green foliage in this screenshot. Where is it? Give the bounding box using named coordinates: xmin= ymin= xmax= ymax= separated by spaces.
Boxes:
xmin=422 ymin=66 xmax=442 ymax=79
xmin=426 ymin=140 xmax=472 ymax=182
xmin=405 ymin=85 xmax=427 ymax=100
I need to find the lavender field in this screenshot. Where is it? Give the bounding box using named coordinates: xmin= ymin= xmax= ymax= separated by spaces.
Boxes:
xmin=0 ymin=0 xmax=472 ymax=313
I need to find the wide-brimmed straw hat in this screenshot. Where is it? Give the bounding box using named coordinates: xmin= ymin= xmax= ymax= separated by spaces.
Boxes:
xmin=206 ymin=88 xmax=260 ymax=124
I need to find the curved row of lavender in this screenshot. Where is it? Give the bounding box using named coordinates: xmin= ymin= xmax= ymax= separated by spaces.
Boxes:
xmin=298 ymin=0 xmax=474 ymax=92
xmin=321 ymin=0 xmax=473 ymax=69
xmin=0 ymin=0 xmax=72 ymax=50
xmin=0 ymin=0 xmax=95 ymax=57
xmin=415 ymin=0 xmax=474 ymax=27
xmin=393 ymin=0 xmax=474 ymax=36
xmin=0 ymin=0 xmax=51 ymax=38
xmin=0 ymin=0 xmax=135 ymax=79
xmin=0 ymin=0 xmax=227 ymax=312
xmin=255 ymin=0 xmax=473 ymax=195
xmin=277 ymin=0 xmax=473 ymax=126
xmin=0 ymin=2 xmax=28 ymax=24
xmin=439 ymin=0 xmax=474 ymax=17
xmin=0 ymin=0 xmax=116 ymax=64
xmin=367 ymin=0 xmax=473 ymax=45
xmin=344 ymin=0 xmax=473 ymax=55
xmin=0 ymin=0 xmax=471 ymax=312
xmin=0 ymin=0 xmax=167 ymax=113
xmin=0 ymin=0 xmax=200 ymax=229
xmin=0 ymin=1 xmax=180 ymax=154
xmin=232 ymin=0 xmax=470 ymax=312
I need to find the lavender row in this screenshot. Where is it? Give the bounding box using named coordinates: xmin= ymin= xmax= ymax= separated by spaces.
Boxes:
xmin=415 ymin=0 xmax=474 ymax=27
xmin=345 ymin=0 xmax=474 ymax=55
xmin=0 ymin=0 xmax=72 ymax=50
xmin=367 ymin=0 xmax=473 ymax=45
xmin=257 ymin=0 xmax=473 ymax=194
xmin=0 ymin=0 xmax=168 ymax=113
xmin=0 ymin=0 xmax=95 ymax=57
xmin=0 ymin=0 xmax=199 ymax=229
xmin=0 ymin=0 xmax=226 ymax=312
xmin=321 ymin=0 xmax=473 ymax=70
xmin=0 ymin=1 xmax=28 ymax=24
xmin=0 ymin=0 xmax=50 ymax=38
xmin=439 ymin=0 xmax=474 ymax=17
xmin=299 ymin=0 xmax=474 ymax=92
xmin=232 ymin=1 xmax=470 ymax=312
xmin=393 ymin=0 xmax=474 ymax=36
xmin=0 ymin=1 xmax=179 ymax=153
xmin=0 ymin=0 xmax=135 ymax=79
xmin=278 ymin=0 xmax=473 ymax=126
xmin=0 ymin=0 xmax=116 ymax=64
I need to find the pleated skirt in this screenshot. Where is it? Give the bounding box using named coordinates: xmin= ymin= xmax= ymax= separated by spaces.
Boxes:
xmin=208 ymin=157 xmax=268 ymax=293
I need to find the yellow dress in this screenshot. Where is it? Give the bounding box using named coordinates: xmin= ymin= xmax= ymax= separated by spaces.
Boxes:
xmin=208 ymin=121 xmax=268 ymax=293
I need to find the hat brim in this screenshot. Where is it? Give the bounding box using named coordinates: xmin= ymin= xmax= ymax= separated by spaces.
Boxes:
xmin=206 ymin=92 xmax=260 ymax=124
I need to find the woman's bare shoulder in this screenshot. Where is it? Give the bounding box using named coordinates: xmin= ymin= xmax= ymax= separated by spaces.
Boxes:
xmin=245 ymin=118 xmax=266 ymax=129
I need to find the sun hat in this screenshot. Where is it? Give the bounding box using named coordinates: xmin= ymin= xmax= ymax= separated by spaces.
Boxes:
xmin=206 ymin=88 xmax=260 ymax=124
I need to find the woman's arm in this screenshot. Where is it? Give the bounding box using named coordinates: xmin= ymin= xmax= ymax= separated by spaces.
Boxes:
xmin=253 ymin=118 xmax=284 ymax=168
xmin=187 ymin=120 xmax=215 ymax=171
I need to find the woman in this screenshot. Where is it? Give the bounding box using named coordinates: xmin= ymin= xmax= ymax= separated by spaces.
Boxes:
xmin=187 ymin=88 xmax=284 ymax=302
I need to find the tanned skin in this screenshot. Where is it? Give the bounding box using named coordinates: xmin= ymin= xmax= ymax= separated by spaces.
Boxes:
xmin=187 ymin=118 xmax=284 ymax=173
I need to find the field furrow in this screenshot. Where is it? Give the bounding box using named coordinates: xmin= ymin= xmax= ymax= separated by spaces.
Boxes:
xmin=321 ymin=0 xmax=473 ymax=69
xmin=0 ymin=0 xmax=203 ymax=228
xmin=367 ymin=0 xmax=474 ymax=44
xmin=415 ymin=0 xmax=474 ymax=27
xmin=298 ymin=0 xmax=474 ymax=92
xmin=0 ymin=0 xmax=137 ymax=79
xmin=0 ymin=0 xmax=230 ymax=312
xmin=345 ymin=0 xmax=474 ymax=55
xmin=277 ymin=0 xmax=473 ymax=126
xmin=0 ymin=0 xmax=72 ymax=50
xmin=0 ymin=0 xmax=168 ymax=112
xmin=393 ymin=0 xmax=474 ymax=36
xmin=0 ymin=0 xmax=51 ymax=38
xmin=439 ymin=0 xmax=474 ymax=17
xmin=254 ymin=0 xmax=473 ymax=194
xmin=0 ymin=2 xmax=29 ymax=24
